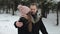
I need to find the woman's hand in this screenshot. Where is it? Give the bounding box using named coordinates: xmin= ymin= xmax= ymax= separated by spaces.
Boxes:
xmin=16 ymin=21 xmax=23 ymax=27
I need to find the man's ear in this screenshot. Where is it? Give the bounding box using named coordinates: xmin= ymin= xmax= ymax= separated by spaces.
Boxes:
xmin=36 ymin=8 xmax=38 ymax=11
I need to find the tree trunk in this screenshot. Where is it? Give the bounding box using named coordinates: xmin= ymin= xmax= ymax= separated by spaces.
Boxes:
xmin=56 ymin=9 xmax=59 ymax=26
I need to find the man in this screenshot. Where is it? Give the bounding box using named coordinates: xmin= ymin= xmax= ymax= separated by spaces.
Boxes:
xmin=29 ymin=3 xmax=48 ymax=34
xmin=14 ymin=3 xmax=48 ymax=34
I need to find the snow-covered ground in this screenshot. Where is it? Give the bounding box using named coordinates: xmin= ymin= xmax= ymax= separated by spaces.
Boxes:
xmin=0 ymin=12 xmax=60 ymax=34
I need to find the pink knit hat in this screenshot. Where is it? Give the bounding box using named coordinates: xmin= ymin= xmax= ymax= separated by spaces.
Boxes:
xmin=17 ymin=5 xmax=31 ymax=16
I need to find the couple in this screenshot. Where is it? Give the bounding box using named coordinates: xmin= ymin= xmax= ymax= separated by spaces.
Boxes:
xmin=14 ymin=3 xmax=48 ymax=34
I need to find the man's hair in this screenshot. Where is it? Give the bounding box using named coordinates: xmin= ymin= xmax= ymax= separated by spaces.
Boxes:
xmin=29 ymin=3 xmax=38 ymax=8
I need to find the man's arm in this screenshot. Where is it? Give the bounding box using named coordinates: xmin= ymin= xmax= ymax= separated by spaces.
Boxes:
xmin=39 ymin=19 xmax=48 ymax=34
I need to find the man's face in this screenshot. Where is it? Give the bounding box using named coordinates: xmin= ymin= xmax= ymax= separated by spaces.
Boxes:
xmin=30 ymin=5 xmax=37 ymax=14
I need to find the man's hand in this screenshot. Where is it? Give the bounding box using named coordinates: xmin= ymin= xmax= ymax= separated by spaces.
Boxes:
xmin=16 ymin=21 xmax=23 ymax=27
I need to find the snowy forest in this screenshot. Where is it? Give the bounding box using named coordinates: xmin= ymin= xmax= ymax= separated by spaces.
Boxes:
xmin=0 ymin=0 xmax=60 ymax=34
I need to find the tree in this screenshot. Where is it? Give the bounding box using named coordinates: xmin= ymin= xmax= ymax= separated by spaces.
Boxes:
xmin=56 ymin=2 xmax=60 ymax=26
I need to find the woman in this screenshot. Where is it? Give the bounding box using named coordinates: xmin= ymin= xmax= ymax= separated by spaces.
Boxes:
xmin=14 ymin=4 xmax=33 ymax=34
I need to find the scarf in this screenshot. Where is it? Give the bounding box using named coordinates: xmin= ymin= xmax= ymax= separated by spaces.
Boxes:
xmin=31 ymin=11 xmax=42 ymax=24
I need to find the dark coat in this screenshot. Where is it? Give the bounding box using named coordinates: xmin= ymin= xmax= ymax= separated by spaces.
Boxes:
xmin=14 ymin=17 xmax=48 ymax=34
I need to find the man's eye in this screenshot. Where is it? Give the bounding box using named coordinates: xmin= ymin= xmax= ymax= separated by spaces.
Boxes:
xmin=31 ymin=9 xmax=35 ymax=10
xmin=31 ymin=9 xmax=33 ymax=10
